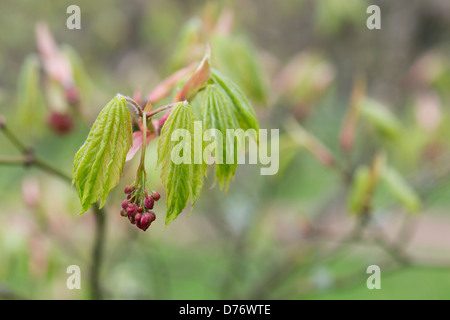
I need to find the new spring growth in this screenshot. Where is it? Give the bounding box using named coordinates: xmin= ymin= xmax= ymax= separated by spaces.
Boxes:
xmin=119 ymin=104 xmax=160 ymax=231
xmin=72 ymin=44 xmax=266 ymax=228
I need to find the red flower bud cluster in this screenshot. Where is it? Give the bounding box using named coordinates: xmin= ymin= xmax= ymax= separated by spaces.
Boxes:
xmin=120 ymin=186 xmax=160 ymax=231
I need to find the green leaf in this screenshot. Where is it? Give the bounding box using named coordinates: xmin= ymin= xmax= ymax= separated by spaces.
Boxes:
xmin=61 ymin=44 xmax=94 ymax=95
xmin=169 ymin=18 xmax=203 ymax=72
xmin=73 ymin=95 xmax=133 ymax=214
xmin=276 ymin=51 xmax=335 ymax=107
xmin=360 ymin=98 xmax=402 ymax=139
xmin=203 ymin=70 xmax=260 ymax=190
xmin=158 ymin=102 xmax=205 ymax=225
xmin=211 ymin=69 xmax=259 ymax=133
xmin=175 ymin=45 xmax=211 ymax=102
xmin=211 ymin=34 xmax=268 ymax=104
xmin=347 ymin=165 xmax=372 ymax=214
xmin=315 ymin=0 xmax=367 ymax=36
xmin=202 ymin=84 xmax=240 ymax=191
xmin=381 ymin=166 xmax=421 ymax=213
xmin=16 ymin=54 xmax=46 ymax=132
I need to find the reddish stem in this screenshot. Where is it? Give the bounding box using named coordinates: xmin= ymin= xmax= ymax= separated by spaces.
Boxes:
xmin=157 ymin=110 xmax=171 ymax=129
xmin=146 ymin=63 xmax=197 ymax=105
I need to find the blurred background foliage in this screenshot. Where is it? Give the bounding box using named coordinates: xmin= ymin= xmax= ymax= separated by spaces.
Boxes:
xmin=0 ymin=0 xmax=450 ymax=299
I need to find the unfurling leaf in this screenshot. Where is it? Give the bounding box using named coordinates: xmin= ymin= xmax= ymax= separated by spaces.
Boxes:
xmin=347 ymin=165 xmax=372 ymax=214
xmin=202 ymin=84 xmax=240 ymax=190
xmin=347 ymin=153 xmax=385 ymax=215
xmin=16 ymin=54 xmax=46 ymax=132
xmin=35 ymin=23 xmax=73 ymax=85
xmin=211 ymin=34 xmax=268 ymax=104
xmin=73 ymin=95 xmax=133 ymax=214
xmin=381 ymin=166 xmax=421 ymax=213
xmin=169 ymin=18 xmax=203 ymax=72
xmin=339 ymin=75 xmax=365 ymax=152
xmin=210 ymin=69 xmax=259 ymax=133
xmin=360 ymin=98 xmax=402 ymax=139
xmin=275 ymin=51 xmax=335 ymax=108
xmin=175 ymin=45 xmax=211 ymax=102
xmin=61 ymin=44 xmax=94 ymax=95
xmin=284 ymin=118 xmax=335 ymax=168
xmin=158 ymin=102 xmax=205 ymax=225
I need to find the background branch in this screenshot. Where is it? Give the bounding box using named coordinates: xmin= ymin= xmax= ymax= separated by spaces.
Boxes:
xmin=0 ymin=119 xmax=107 ymax=299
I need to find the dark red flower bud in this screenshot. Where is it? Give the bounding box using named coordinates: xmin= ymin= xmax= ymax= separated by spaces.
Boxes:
xmin=65 ymin=86 xmax=80 ymax=106
xmin=127 ymin=206 xmax=137 ymax=216
xmin=140 ymin=213 xmax=152 ymax=231
xmin=135 ymin=213 xmax=142 ymax=222
xmin=127 ymin=194 xmax=132 ymax=200
xmin=151 ymin=191 xmax=161 ymax=201
xmin=150 ymin=212 xmax=156 ymax=222
xmin=120 ymin=209 xmax=126 ymax=217
xmin=137 ymin=206 xmax=143 ymax=213
xmin=122 ymin=200 xmax=129 ymax=210
xmin=144 ymin=196 xmax=154 ymax=209
xmin=47 ymin=111 xmax=74 ymax=135
xmin=124 ymin=186 xmax=133 ymax=194
xmin=128 ymin=214 xmax=136 ymax=224
xmin=135 ymin=213 xmax=143 ymax=229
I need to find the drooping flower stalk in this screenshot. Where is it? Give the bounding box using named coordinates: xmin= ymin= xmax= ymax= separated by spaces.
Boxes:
xmin=120 ymin=108 xmax=160 ymax=231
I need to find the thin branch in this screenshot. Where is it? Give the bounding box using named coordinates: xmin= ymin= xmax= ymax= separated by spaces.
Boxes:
xmin=154 ymin=102 xmax=189 ymax=133
xmin=0 ymin=118 xmax=107 ymax=299
xmin=0 ymin=156 xmax=28 ymax=165
xmin=1 ymin=125 xmax=28 ymax=153
xmin=370 ymin=225 xmax=411 ymax=266
xmin=145 ymin=102 xmax=180 ymax=119
xmin=90 ymin=204 xmax=106 ymax=300
xmin=0 ymin=122 xmax=72 ymax=182
xmin=0 ymin=154 xmax=71 ymax=183
xmin=123 ymin=95 xmax=144 ymax=117
xmin=34 ymin=158 xmax=72 ymax=183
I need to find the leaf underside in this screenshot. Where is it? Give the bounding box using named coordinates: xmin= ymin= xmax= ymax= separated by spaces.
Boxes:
xmin=210 ymin=69 xmax=259 ymax=133
xmin=157 ymin=70 xmax=260 ymax=224
xmin=382 ymin=166 xmax=421 ymax=213
xmin=202 ymin=84 xmax=240 ymax=191
xmin=73 ymin=95 xmax=133 ymax=214
xmin=202 ymin=69 xmax=260 ymax=190
xmin=158 ymin=102 xmax=205 ymax=225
